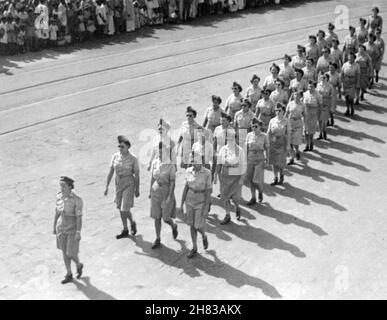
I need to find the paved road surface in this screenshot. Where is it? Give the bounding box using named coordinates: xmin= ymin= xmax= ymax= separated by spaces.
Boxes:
xmin=1 ymin=0 xmax=387 ymax=299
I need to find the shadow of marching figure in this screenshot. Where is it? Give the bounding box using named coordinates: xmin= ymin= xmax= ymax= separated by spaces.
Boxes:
xmin=335 ymin=113 xmax=387 ymax=128
xmin=315 ymin=138 xmax=380 ymax=158
xmin=265 ymin=182 xmax=347 ymax=212
xmin=134 ymin=235 xmax=282 ymax=299
xmin=302 ymin=150 xmax=371 ymax=172
xmin=208 ymin=214 xmax=306 ymax=258
xmin=73 ymin=276 xmax=117 ymax=300
xmin=247 ymin=203 xmax=328 ymax=236
xmin=191 ymin=249 xmax=282 ymax=299
xmin=134 ymin=235 xmax=201 ymax=278
xmin=285 ymin=161 xmax=359 ymax=187
xmin=327 ymin=125 xmax=385 ymax=144
xmin=357 ymin=100 xmax=387 ymax=114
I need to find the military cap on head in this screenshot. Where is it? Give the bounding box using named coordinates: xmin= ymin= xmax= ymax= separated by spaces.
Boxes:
xmin=317 ymin=30 xmax=326 ymax=37
xmin=241 ymin=99 xmax=252 ymax=108
xmin=159 ymin=118 xmax=171 ymax=130
xmin=186 ymin=106 xmax=197 ymax=117
xmin=359 ymin=18 xmax=367 ymax=24
xmin=232 ymin=81 xmax=243 ymax=93
xmin=297 ymin=44 xmax=306 ymax=52
xmin=262 ymin=88 xmax=272 ymax=95
xmin=349 ymin=25 xmax=355 ymax=31
xmin=211 ymin=95 xmax=222 ymax=104
xmin=221 ymin=112 xmax=232 ymax=122
xmin=328 ymin=22 xmax=335 ymax=30
xmin=309 ymin=35 xmax=317 ymax=41
xmin=270 ymin=63 xmax=280 ymax=73
xmin=117 ymin=135 xmax=131 ymax=147
xmin=250 ymin=74 xmax=260 ymax=84
xmin=60 ymin=176 xmax=75 ymax=188
xmin=284 ymin=54 xmax=292 ymax=62
xmin=359 ymin=44 xmax=366 ymax=50
xmin=276 ymin=78 xmax=285 ymax=88
xmin=294 ymin=68 xmax=304 ymax=77
xmin=372 ymin=6 xmax=379 ymax=14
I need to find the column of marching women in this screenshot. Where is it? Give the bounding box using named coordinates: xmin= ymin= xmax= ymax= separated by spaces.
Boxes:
xmin=53 ymin=5 xmax=384 ymax=284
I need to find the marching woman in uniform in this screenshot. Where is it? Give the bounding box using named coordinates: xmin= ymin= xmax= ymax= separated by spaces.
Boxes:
xmin=267 ymin=103 xmax=291 ymax=186
xmin=177 ymin=106 xmax=202 ymax=169
xmin=285 ymin=90 xmax=305 ymax=165
xmin=375 ymin=28 xmax=385 ymax=83
xmin=245 ymin=118 xmax=269 ymax=205
xmin=303 ymin=57 xmax=318 ymax=84
xmin=245 ymin=74 xmax=262 ymax=113
xmin=316 ymin=47 xmax=333 ymax=77
xmin=203 ymin=95 xmax=223 ymax=133
xmin=305 ymin=35 xmax=320 ymax=66
xmin=234 ymin=99 xmax=255 ymax=146
xmin=105 ymin=136 xmax=140 ymax=239
xmin=263 ymin=63 xmax=281 ymax=92
xmin=149 ymin=141 xmax=178 ymax=249
xmin=255 ymin=88 xmax=275 ymax=132
xmin=341 ymin=51 xmax=360 ymax=116
xmin=179 ymin=151 xmax=212 ymax=258
xmin=356 ymin=18 xmax=368 ymax=45
xmin=54 ymin=176 xmax=84 ymax=284
xmin=326 ymin=22 xmax=338 ymax=49
xmin=289 ymin=68 xmax=308 ymax=94
xmin=302 ymin=80 xmax=322 ymax=151
xmin=213 ymin=113 xmax=236 ymax=180
xmin=291 ymin=45 xmax=306 ymax=70
xmin=365 ymin=33 xmax=381 ymax=88
xmin=316 ymin=73 xmax=333 ymax=140
xmin=225 ymin=81 xmax=244 ymax=121
xmin=355 ymin=44 xmax=373 ymax=104
xmin=330 ymin=38 xmax=344 ymax=70
xmin=367 ymin=6 xmax=383 ymax=35
xmin=270 ymin=79 xmax=289 ymax=106
xmin=148 ymin=118 xmax=176 ymax=171
xmin=343 ymin=26 xmax=359 ymax=63
xmin=279 ymin=54 xmax=295 ymax=93
xmin=326 ymin=62 xmax=342 ymax=126
xmin=316 ymin=30 xmax=328 ymax=52
xmin=215 ymin=130 xmax=246 ymax=224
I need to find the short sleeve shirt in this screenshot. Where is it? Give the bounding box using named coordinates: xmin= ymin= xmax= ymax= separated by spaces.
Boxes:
xmin=246 ymin=132 xmax=268 ymax=163
xmin=217 ymin=144 xmax=247 ymax=176
xmin=213 ymin=126 xmax=236 ymax=152
xmin=185 ymin=166 xmax=212 ymax=191
xmin=204 ymin=107 xmax=223 ymax=132
xmin=110 ymin=152 xmax=139 ymax=177
xmin=234 ymin=110 xmax=255 ymax=129
xmin=192 ymin=140 xmax=214 ymax=165
xmin=56 ymin=192 xmax=83 ymax=234
xmin=151 ymin=159 xmax=176 ymax=185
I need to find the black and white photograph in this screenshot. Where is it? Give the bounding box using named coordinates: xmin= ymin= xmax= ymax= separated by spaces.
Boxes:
xmin=0 ymin=0 xmax=386 ymax=302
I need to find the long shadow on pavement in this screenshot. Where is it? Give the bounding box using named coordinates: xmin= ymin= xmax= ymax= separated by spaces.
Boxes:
xmin=73 ymin=276 xmax=117 ymax=300
xmin=134 ymin=236 xmax=281 ymax=298
xmin=285 ymin=161 xmax=359 ymax=187
xmin=265 ymin=182 xmax=347 ymax=212
xmin=207 ymin=213 xmax=306 ymax=258
xmin=327 ymin=125 xmax=385 ymax=144
xmin=315 ymin=138 xmax=380 ymax=158
xmin=336 ymin=114 xmax=387 ymax=128
xmin=245 ymin=203 xmax=328 ymax=236
xmin=302 ymin=150 xmax=371 ymax=172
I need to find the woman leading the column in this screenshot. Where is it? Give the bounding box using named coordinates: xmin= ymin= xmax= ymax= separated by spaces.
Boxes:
xmin=53 ymin=176 xmax=84 ymax=284
xmin=105 ymin=135 xmax=140 ymax=239
xmin=341 ymin=51 xmax=360 ymax=116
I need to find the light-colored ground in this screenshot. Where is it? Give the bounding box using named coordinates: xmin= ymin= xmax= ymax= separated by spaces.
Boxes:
xmin=1 ymin=0 xmax=387 ymax=300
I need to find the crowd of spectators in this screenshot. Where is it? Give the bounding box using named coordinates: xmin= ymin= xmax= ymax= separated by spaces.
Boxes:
xmin=0 ymin=0 xmax=290 ymax=55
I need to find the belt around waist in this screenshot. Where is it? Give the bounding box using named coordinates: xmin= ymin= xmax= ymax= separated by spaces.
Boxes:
xmin=188 ymin=188 xmax=206 ymax=194
xmin=290 ymin=117 xmax=302 ymax=120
